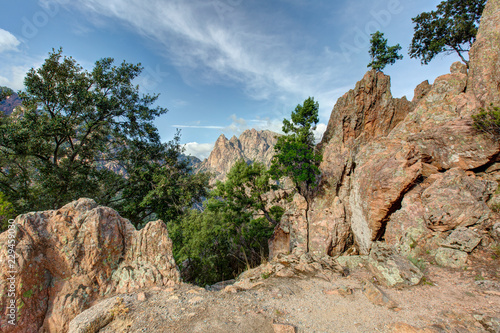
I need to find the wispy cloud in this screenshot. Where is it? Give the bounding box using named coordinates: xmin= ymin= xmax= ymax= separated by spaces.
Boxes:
xmin=0 ymin=29 xmax=20 ymax=53
xmin=51 ymin=0 xmax=346 ymax=105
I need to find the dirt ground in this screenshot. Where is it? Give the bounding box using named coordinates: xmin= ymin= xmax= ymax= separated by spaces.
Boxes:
xmin=94 ymin=249 xmax=500 ymax=333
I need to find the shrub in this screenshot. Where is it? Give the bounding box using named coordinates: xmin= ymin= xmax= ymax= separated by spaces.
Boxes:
xmin=472 ymin=105 xmax=500 ymax=138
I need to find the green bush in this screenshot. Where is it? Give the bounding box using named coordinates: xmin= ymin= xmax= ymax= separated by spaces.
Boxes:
xmin=169 ymin=160 xmax=280 ymax=286
xmin=170 ymin=200 xmax=273 ymax=286
xmin=0 ymin=192 xmax=15 ymax=232
xmin=472 ymin=105 xmax=500 ymax=138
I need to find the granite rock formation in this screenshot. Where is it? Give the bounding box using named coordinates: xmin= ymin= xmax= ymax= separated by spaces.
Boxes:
xmin=196 ymin=129 xmax=279 ymax=183
xmin=271 ymin=0 xmax=500 ymax=264
xmin=0 ymin=199 xmax=180 ymax=333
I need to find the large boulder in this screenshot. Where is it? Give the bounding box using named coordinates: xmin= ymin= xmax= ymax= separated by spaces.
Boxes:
xmin=422 ymin=168 xmax=495 ymax=232
xmin=0 ymin=199 xmax=180 ymax=333
xmin=300 ymin=70 xmax=413 ymax=256
xmin=319 ymin=70 xmax=412 ymax=149
xmin=366 ymin=243 xmax=423 ymax=288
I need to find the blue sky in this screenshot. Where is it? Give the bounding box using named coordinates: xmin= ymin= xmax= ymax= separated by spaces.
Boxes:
xmin=0 ymin=0 xmax=462 ymax=159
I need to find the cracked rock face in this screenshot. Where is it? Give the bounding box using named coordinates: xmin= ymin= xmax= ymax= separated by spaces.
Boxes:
xmin=0 ymin=199 xmax=180 ymax=333
xmin=271 ymin=0 xmax=500 ymax=256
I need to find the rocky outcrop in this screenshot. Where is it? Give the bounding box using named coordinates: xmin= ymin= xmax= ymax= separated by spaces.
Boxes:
xmin=196 ymin=129 xmax=279 ymax=183
xmin=0 ymin=199 xmax=180 ymax=333
xmin=272 ymin=70 xmax=414 ymax=256
xmin=468 ymin=0 xmax=500 ymax=106
xmin=271 ymin=0 xmax=500 ymax=262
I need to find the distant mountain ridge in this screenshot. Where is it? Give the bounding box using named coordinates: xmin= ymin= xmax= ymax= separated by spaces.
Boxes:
xmin=195 ymin=129 xmax=279 ymax=183
xmin=0 ymin=92 xmax=22 ymax=115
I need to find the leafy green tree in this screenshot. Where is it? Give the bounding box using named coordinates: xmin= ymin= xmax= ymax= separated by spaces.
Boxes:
xmin=367 ymin=31 xmax=403 ymax=71
xmin=409 ymin=0 xmax=486 ymax=66
xmin=0 ymin=48 xmax=207 ymax=226
xmin=214 ymin=159 xmax=284 ymax=226
xmin=270 ymin=97 xmax=322 ymax=251
xmin=170 ymin=160 xmax=278 ymax=285
xmin=118 ymin=131 xmax=210 ymax=226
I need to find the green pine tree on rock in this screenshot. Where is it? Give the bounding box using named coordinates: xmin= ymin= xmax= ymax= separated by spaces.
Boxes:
xmin=270 ymin=97 xmax=322 ymax=252
xmin=367 ymin=31 xmax=403 ymax=71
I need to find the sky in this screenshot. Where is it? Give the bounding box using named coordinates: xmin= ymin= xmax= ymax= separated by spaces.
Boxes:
xmin=0 ymin=0 xmax=463 ymax=159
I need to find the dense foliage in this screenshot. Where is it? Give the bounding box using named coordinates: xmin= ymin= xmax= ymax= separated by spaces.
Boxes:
xmin=0 ymin=49 xmax=208 ymax=227
xmin=214 ymin=160 xmax=284 ymax=226
xmin=409 ymin=0 xmax=486 ymax=65
xmin=171 ymin=160 xmax=278 ymax=285
xmin=472 ymin=105 xmax=500 ymax=139
xmin=0 ymin=191 xmax=15 ymax=231
xmin=367 ymin=31 xmax=403 ymax=71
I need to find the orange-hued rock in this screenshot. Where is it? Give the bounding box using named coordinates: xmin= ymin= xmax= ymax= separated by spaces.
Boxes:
xmin=297 ymin=70 xmax=413 ymax=256
xmin=196 ymin=129 xmax=279 ymax=183
xmin=422 ymin=168 xmax=495 ymax=232
xmin=319 ymin=70 xmax=412 ymax=149
xmin=468 ymin=0 xmax=500 ymax=106
xmin=350 ymin=141 xmax=423 ymax=254
xmin=272 ymin=0 xmax=500 ymax=256
xmin=0 ymin=199 xmax=180 ymax=333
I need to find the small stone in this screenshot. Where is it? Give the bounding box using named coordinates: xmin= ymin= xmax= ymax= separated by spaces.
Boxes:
xmin=299 ymin=252 xmax=313 ymax=264
xmin=223 ymin=285 xmax=240 ymax=293
xmin=336 ymin=255 xmax=367 ymax=270
xmin=441 ymin=227 xmax=481 ymax=253
xmin=273 ymin=323 xmax=296 ymax=333
xmin=188 ymin=296 xmax=203 ymax=304
xmin=363 ymin=281 xmax=398 ymax=309
xmin=137 ymin=292 xmax=146 ymax=301
xmin=323 ymin=286 xmax=352 ymax=297
xmin=450 ymin=61 xmax=468 ymax=75
xmin=276 ymin=268 xmax=294 ymax=278
xmin=388 ymin=322 xmax=429 ymax=332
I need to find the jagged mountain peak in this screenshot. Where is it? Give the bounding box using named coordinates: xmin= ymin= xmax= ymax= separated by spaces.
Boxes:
xmin=196 ymin=129 xmax=279 ymax=183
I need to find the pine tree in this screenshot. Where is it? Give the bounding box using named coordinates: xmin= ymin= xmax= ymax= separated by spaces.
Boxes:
xmin=367 ymin=31 xmax=403 ymax=71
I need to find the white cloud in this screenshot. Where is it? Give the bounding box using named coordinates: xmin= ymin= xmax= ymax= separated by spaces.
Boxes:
xmin=0 ymin=29 xmax=20 ymax=53
xmin=313 ymin=123 xmax=327 ymax=143
xmin=183 ymin=142 xmax=214 ymax=160
xmin=0 ymin=64 xmax=33 ymax=90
